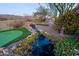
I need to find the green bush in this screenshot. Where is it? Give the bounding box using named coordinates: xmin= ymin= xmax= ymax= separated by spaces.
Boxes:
xmin=75 ymin=30 xmax=79 ymax=40
xmin=55 ymin=11 xmax=79 ymax=35
xmin=55 ymin=37 xmax=79 ymax=56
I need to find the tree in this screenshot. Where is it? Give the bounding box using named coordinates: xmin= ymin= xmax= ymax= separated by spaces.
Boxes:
xmin=73 ymin=4 xmax=79 ymax=13
xmin=47 ymin=3 xmax=77 ymax=17
xmin=33 ymin=5 xmax=50 ymax=16
xmin=55 ymin=11 xmax=79 ymax=35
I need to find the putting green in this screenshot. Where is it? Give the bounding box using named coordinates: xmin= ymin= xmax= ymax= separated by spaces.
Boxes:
xmin=0 ymin=28 xmax=31 ymax=47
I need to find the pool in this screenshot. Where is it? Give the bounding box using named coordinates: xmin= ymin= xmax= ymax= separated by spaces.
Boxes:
xmin=0 ymin=28 xmax=31 ymax=47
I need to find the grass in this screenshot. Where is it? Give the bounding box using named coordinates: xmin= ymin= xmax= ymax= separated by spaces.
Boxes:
xmin=0 ymin=27 xmax=32 ymax=47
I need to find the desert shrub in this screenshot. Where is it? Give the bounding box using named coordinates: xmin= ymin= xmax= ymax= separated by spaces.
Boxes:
xmin=34 ymin=16 xmax=47 ymax=22
xmin=8 ymin=20 xmax=24 ymax=28
xmin=13 ymin=33 xmax=38 ymax=56
xmin=36 ymin=24 xmax=48 ymax=26
xmin=55 ymin=37 xmax=79 ymax=56
xmin=35 ymin=19 xmax=42 ymax=22
xmin=13 ymin=44 xmax=32 ymax=56
xmin=55 ymin=11 xmax=79 ymax=35
xmin=34 ymin=16 xmax=41 ymax=22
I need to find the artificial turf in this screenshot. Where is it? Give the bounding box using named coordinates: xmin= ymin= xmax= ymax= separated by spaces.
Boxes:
xmin=0 ymin=28 xmax=31 ymax=47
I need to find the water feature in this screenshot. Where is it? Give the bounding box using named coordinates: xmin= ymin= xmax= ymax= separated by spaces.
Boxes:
xmin=32 ymin=35 xmax=54 ymax=56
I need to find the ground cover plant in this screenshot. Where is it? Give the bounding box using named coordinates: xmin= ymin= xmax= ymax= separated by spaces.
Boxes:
xmin=13 ymin=33 xmax=39 ymax=56
xmin=55 ymin=37 xmax=79 ymax=56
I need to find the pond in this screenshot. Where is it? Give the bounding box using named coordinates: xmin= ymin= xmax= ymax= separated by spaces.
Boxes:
xmin=32 ymin=35 xmax=54 ymax=56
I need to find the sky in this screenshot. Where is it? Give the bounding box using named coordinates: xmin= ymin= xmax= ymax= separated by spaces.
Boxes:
xmin=0 ymin=3 xmax=77 ymax=16
xmin=0 ymin=3 xmax=41 ymax=16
